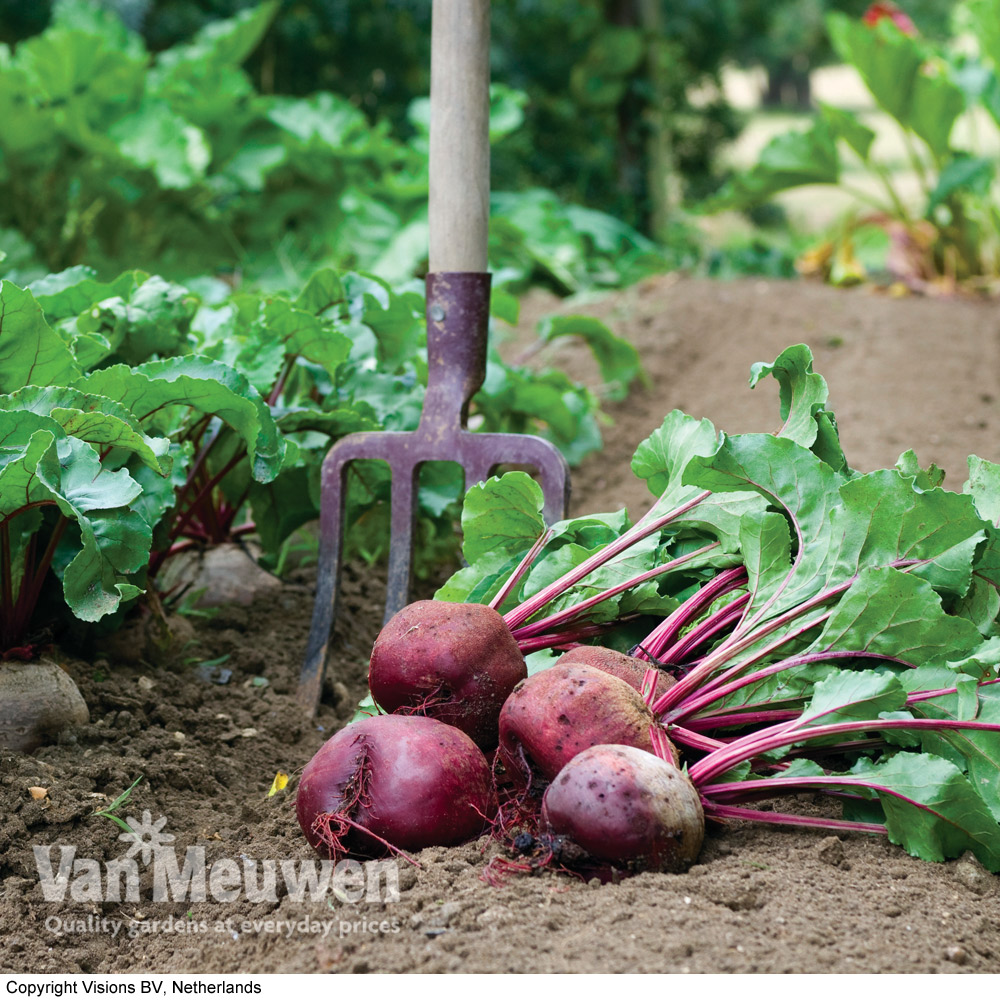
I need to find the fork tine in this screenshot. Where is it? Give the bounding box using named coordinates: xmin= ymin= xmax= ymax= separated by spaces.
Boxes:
xmin=298 ymin=449 xmax=350 ymax=713
xmin=384 ymin=460 xmax=418 ymax=623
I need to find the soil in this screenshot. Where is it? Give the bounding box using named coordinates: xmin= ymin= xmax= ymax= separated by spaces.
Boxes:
xmin=3 ymin=275 xmax=1000 ymax=975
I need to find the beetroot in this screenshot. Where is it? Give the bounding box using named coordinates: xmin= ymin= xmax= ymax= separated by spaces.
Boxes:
xmin=555 ymin=645 xmax=676 ymax=702
xmin=497 ymin=662 xmax=671 ymax=791
xmin=541 ymin=744 xmax=704 ymax=873
xmin=368 ymin=600 xmax=526 ymax=750
xmin=296 ymin=714 xmax=494 ymax=860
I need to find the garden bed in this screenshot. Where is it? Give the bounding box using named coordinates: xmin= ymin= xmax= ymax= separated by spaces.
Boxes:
xmin=3 ymin=276 xmax=1000 ymax=974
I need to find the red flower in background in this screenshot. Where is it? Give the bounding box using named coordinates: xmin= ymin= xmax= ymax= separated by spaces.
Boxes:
xmin=862 ymin=2 xmax=918 ymax=36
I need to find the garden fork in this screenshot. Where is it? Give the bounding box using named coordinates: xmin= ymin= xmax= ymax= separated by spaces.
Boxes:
xmin=298 ymin=0 xmax=570 ymax=713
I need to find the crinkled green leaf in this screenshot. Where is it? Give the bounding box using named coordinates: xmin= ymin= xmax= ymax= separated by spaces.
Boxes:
xmin=76 ymin=356 xmax=284 ymax=483
xmin=360 ymin=289 xmax=424 ymax=373
xmin=248 ymin=467 xmax=318 ymax=556
xmin=832 ymin=470 xmax=987 ymax=598
xmin=263 ymin=299 xmax=352 ymax=379
xmin=51 ymin=0 xmax=145 ymax=57
xmin=953 ymin=529 xmax=1000 ymax=636
xmin=0 ymin=281 xmax=81 ymax=392
xmin=435 ymin=552 xmax=522 ymax=609
xmin=847 ymin=753 xmax=1000 ymax=870
xmin=267 ymin=92 xmax=368 ymax=150
xmin=965 ymin=455 xmax=1000 ymax=527
xmin=460 ymin=472 xmax=546 ymax=567
xmin=0 ymin=422 xmax=59 ymax=520
xmin=812 ymin=567 xmax=983 ymax=667
xmin=74 ymin=273 xmax=196 ymax=367
xmin=632 ymin=411 xmax=767 ymax=554
xmin=538 ymin=314 xmax=640 ymax=401
xmin=748 ymin=342 xmax=847 ymax=471
xmin=129 ymin=439 xmax=190 ymax=537
xmin=277 ymin=405 xmax=380 ymax=438
xmin=521 ymin=532 xmax=677 ymax=623
xmin=0 ymin=385 xmax=167 ymax=473
xmin=190 ymin=302 xmax=284 ymax=394
xmin=797 ymin=668 xmax=907 ymax=729
xmin=900 ymin=672 xmax=1000 ymax=821
xmin=4 ymin=432 xmax=152 ymax=622
xmin=631 ymin=410 xmax=721 ymax=499
xmin=28 ymin=266 xmax=134 ymax=319
xmin=896 ymin=449 xmax=946 ymax=491
xmin=686 ymin=433 xmax=848 ymax=620
xmin=155 ymin=1 xmax=279 ymax=71
xmin=294 ymin=268 xmax=345 ymax=318
xmin=546 ymin=510 xmax=631 ymax=551
xmin=945 ymin=637 xmax=1000 ymax=679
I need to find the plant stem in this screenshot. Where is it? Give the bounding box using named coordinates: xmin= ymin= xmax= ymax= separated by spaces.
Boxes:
xmin=690 ymin=716 xmax=1000 ymax=786
xmin=503 ymin=490 xmax=711 ymax=631
xmin=668 ymin=725 xmax=729 ymax=753
xmin=635 ymin=566 xmax=747 ymax=662
xmin=267 ymin=356 xmax=295 ymax=407
xmin=515 ymin=620 xmax=635 ymax=655
xmin=488 ymin=528 xmax=554 ymax=612
xmin=510 ymin=542 xmax=721 ymax=642
xmin=17 ymin=517 xmax=67 ymax=638
xmin=701 ymin=801 xmax=887 ymax=835
xmin=656 ymin=591 xmax=749 ymax=666
xmin=672 ymin=649 xmax=913 ymax=724
xmin=655 ymin=602 xmax=836 ymax=717
xmin=0 ymin=519 xmax=13 ymax=646
xmin=170 ymin=450 xmax=246 ymax=547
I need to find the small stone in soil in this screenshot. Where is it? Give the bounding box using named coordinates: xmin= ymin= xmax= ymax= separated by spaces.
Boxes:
xmin=954 ymin=855 xmax=991 ymax=895
xmin=816 ymin=836 xmax=845 ymax=867
xmin=945 ymin=945 xmax=970 ymax=965
xmin=195 ymin=663 xmax=232 ymax=685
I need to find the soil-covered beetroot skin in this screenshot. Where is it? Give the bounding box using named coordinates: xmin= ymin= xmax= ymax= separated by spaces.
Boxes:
xmin=555 ymin=645 xmax=676 ymax=702
xmin=296 ymin=714 xmax=494 ymax=859
xmin=368 ymin=600 xmax=526 ymax=750
xmin=497 ymin=662 xmax=664 ymax=788
xmin=541 ymin=744 xmax=705 ymax=873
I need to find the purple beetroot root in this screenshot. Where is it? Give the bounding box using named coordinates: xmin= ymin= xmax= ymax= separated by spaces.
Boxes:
xmin=296 ymin=714 xmax=494 ymax=860
xmin=369 ymin=600 xmax=526 ymax=751
xmin=541 ymin=744 xmax=704 ymax=873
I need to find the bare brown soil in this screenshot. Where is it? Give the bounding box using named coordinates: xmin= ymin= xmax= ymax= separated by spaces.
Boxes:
xmin=3 ymin=276 xmax=1000 ymax=975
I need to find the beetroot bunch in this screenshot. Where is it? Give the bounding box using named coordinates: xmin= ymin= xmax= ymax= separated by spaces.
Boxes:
xmin=297 ymin=346 xmax=1000 ymax=877
xmin=296 ymin=599 xmax=705 ymax=878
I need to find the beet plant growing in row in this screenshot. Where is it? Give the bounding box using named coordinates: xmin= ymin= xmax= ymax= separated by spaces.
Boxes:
xmin=301 ymin=344 xmax=1000 ymax=876
xmin=0 ymin=275 xmax=284 ymax=657
xmin=0 ymin=264 xmax=634 ymax=660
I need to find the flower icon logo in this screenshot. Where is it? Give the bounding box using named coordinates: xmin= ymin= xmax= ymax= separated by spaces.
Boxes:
xmin=119 ymin=810 xmax=175 ymax=864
